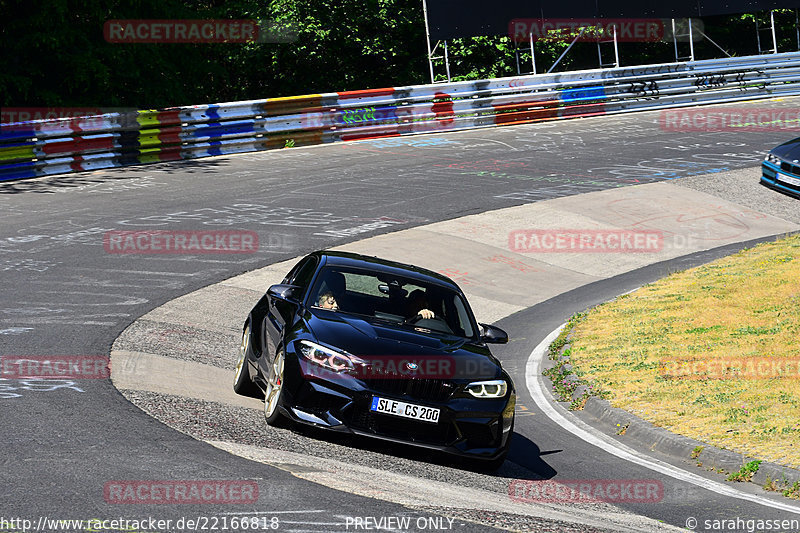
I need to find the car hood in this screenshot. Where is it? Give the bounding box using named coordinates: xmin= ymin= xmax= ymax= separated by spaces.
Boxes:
xmin=304 ymin=310 xmax=502 ymax=380
xmin=771 ymin=137 xmax=800 ymax=161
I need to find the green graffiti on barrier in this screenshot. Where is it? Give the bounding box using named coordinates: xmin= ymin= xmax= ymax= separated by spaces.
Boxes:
xmin=342 ymin=107 xmax=376 ymax=124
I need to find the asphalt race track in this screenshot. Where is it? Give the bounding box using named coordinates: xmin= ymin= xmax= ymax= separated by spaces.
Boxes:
xmin=2 ymin=99 xmax=800 ymax=532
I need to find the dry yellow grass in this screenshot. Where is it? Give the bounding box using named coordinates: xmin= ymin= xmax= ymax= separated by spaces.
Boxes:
xmin=569 ymin=234 xmax=800 ymax=469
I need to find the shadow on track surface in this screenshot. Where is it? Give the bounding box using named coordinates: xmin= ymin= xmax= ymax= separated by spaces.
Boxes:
xmin=289 ymin=421 xmax=557 ymax=479
xmin=0 ymin=159 xmax=225 ymax=194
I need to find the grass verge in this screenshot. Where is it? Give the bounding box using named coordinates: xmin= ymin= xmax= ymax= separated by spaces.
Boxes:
xmin=564 ymin=233 xmax=800 ymax=474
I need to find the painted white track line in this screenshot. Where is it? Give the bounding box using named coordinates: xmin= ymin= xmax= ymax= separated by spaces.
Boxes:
xmin=526 ymin=324 xmax=800 ymax=515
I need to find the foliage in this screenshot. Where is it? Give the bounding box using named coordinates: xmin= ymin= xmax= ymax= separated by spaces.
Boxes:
xmin=1 ymin=1 xmax=798 ymax=108
xmin=726 ymin=460 xmax=762 ymax=482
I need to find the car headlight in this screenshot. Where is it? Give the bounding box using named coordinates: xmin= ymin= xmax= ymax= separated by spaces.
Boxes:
xmin=298 ymin=340 xmax=363 ymax=372
xmin=465 ymin=379 xmax=508 ymax=398
xmin=765 ymin=153 xmax=782 ymax=165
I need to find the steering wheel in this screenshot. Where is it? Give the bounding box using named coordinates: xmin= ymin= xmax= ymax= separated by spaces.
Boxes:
xmin=405 ymin=314 xmax=453 ymax=334
xmin=404 ymin=313 xmax=431 ymax=325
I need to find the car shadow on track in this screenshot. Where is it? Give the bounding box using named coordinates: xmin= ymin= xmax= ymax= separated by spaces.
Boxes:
xmin=507 ymin=432 xmax=559 ymax=479
xmin=289 ymin=421 xmax=558 ymax=480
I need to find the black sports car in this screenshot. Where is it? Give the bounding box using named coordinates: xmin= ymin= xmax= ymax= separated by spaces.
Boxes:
xmin=762 ymin=137 xmax=800 ymax=199
xmin=233 ymin=251 xmax=515 ymax=466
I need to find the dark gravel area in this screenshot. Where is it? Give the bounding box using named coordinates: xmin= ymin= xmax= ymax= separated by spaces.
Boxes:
xmin=674 ymin=167 xmax=800 ymax=225
xmin=120 ymin=389 xmax=636 ymax=532
xmin=114 ymin=318 xmax=239 ymax=368
xmin=120 ymin=390 xmax=544 ymax=495
xmin=417 ymin=507 xmax=618 ymax=533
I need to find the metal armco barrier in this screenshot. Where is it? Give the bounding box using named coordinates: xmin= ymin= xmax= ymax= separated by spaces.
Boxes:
xmin=2 ymin=52 xmax=799 ymax=181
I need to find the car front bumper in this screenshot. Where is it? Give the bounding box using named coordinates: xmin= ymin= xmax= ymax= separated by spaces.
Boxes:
xmin=762 ymin=161 xmax=800 ymax=199
xmin=279 ymin=357 xmax=515 ymax=460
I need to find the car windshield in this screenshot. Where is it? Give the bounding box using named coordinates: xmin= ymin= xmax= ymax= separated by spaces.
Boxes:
xmin=309 ymin=266 xmax=476 ymax=339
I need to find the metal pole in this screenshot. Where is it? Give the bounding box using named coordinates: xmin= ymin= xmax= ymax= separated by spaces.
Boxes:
xmin=443 ymin=40 xmax=451 ymax=82
xmin=422 ymin=0 xmax=435 ymax=83
xmin=672 ymin=19 xmax=679 ymax=62
xmin=796 ymin=9 xmax=799 ymax=50
xmin=771 ymin=10 xmax=778 ymax=53
xmin=530 ymin=32 xmax=537 ymax=74
xmin=688 ymin=18 xmax=695 ymax=61
xmin=613 ymin=24 xmax=620 ymax=67
xmin=548 ymin=28 xmax=585 ymax=73
xmin=756 ymin=16 xmax=763 ymax=54
xmin=596 ymin=37 xmax=603 ymax=67
xmin=515 ymin=43 xmax=521 ymax=75
xmin=696 ymin=28 xmax=733 ymax=57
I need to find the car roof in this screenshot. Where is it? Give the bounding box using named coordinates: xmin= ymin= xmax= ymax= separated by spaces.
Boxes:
xmin=311 ymin=250 xmax=460 ymax=290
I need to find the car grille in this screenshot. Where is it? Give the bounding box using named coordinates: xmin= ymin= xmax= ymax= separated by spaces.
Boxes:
xmin=363 ymin=377 xmax=455 ymax=403
xmin=780 ymin=161 xmax=800 ymax=175
xmin=347 ymin=407 xmax=458 ymax=446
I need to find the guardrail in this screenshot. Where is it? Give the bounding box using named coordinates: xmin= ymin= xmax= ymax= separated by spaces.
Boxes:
xmin=2 ymin=52 xmax=799 ymax=181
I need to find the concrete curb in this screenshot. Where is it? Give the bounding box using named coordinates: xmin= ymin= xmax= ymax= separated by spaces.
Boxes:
xmin=544 ymin=323 xmax=800 ymax=495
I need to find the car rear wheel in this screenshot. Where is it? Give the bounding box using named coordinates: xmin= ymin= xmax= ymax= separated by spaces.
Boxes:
xmin=233 ymin=324 xmax=263 ymax=399
xmin=264 ymin=349 xmax=287 ymax=427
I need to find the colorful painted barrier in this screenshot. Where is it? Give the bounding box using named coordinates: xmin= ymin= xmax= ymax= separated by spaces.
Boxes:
xmin=1 ymin=52 xmax=799 ymax=181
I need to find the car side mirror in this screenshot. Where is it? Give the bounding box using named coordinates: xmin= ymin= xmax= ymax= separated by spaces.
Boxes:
xmin=480 ymin=323 xmax=508 ymax=344
xmin=267 ymin=284 xmax=301 ymax=303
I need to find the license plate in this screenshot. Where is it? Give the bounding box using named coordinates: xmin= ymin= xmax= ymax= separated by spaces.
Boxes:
xmin=777 ymin=172 xmax=800 ymax=187
xmin=370 ymin=396 xmax=440 ymax=423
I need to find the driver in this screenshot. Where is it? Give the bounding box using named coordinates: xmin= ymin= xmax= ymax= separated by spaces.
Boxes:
xmin=317 ymin=291 xmax=339 ymax=310
xmin=406 ymin=289 xmax=434 ymax=320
